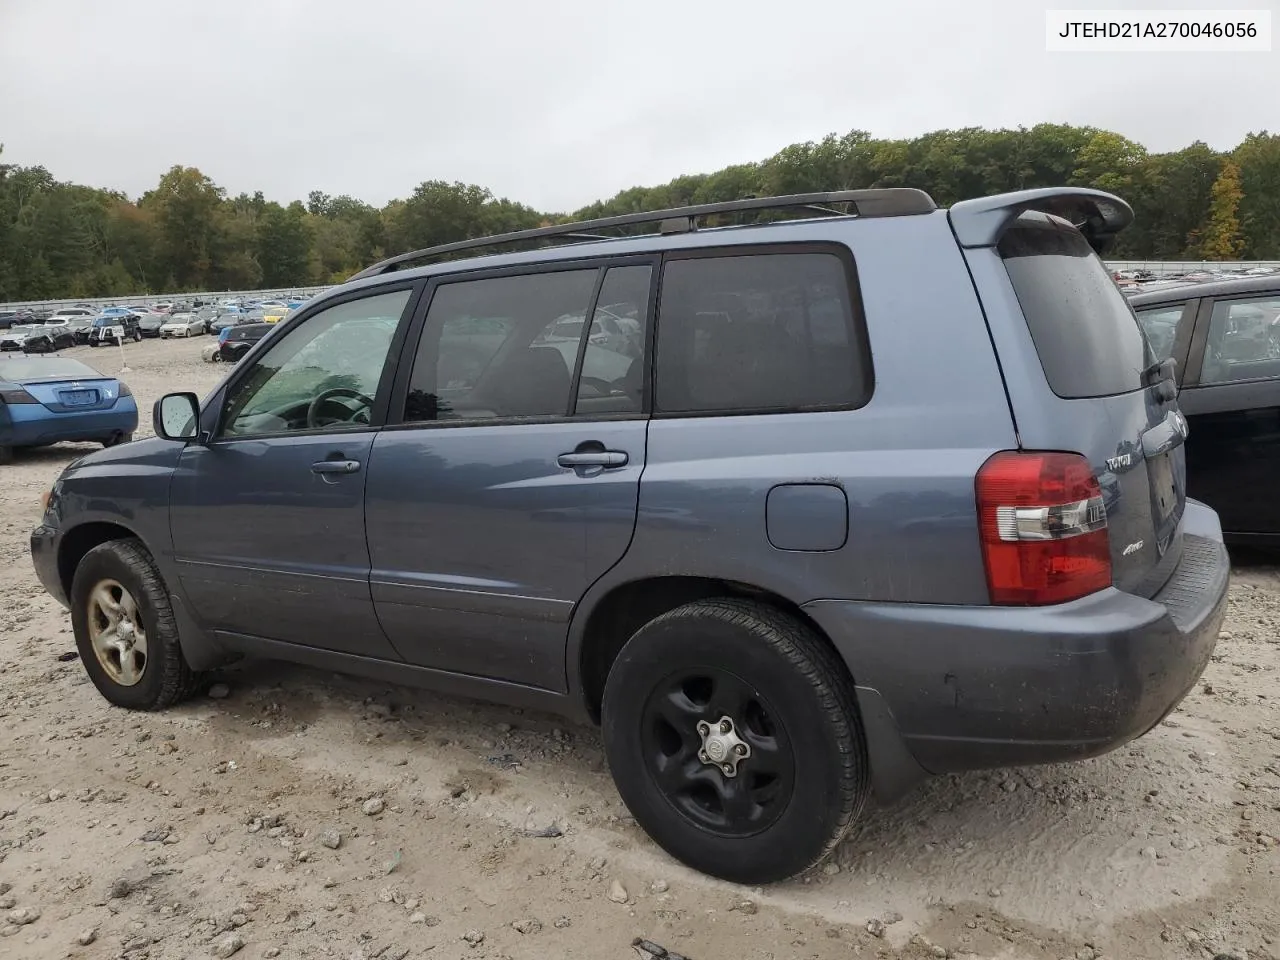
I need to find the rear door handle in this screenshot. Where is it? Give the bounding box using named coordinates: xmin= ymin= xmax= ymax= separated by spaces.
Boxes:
xmin=557 ymin=450 xmax=628 ymax=469
xmin=311 ymin=459 xmax=362 ymax=475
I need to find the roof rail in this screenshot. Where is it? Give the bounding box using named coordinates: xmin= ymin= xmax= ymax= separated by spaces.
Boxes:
xmin=348 ymin=188 xmax=937 ymax=281
xmin=948 ymin=187 xmax=1134 ymax=255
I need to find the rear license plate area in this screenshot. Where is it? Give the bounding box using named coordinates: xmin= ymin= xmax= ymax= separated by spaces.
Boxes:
xmin=1148 ymin=452 xmax=1178 ymax=550
xmin=61 ymin=389 xmax=98 ymax=406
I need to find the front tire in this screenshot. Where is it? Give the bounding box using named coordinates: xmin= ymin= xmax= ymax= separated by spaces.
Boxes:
xmin=601 ymin=598 xmax=870 ymax=884
xmin=70 ymin=539 xmax=201 ymax=710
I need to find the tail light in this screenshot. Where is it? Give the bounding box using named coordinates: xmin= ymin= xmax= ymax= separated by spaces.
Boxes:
xmin=0 ymin=388 xmax=38 ymax=404
xmin=118 ymin=382 xmax=133 ymax=397
xmin=975 ymin=451 xmax=1112 ymax=605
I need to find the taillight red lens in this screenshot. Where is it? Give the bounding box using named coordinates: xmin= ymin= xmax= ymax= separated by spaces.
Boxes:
xmin=976 ymin=451 xmax=1112 ymax=605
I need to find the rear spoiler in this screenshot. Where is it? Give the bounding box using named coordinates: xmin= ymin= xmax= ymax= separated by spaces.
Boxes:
xmin=948 ymin=188 xmax=1134 ymax=255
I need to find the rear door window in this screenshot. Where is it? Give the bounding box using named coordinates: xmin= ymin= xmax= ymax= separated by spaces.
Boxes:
xmin=1135 ymin=305 xmax=1186 ymax=363
xmin=654 ymin=250 xmax=869 ymax=414
xmin=1200 ymin=296 xmax=1280 ymax=384
xmin=999 ymin=214 xmax=1154 ymax=398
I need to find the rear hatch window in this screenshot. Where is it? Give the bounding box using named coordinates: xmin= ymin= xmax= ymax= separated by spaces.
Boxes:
xmin=995 ymin=212 xmax=1186 ymax=599
xmin=999 ymin=215 xmax=1155 ymax=398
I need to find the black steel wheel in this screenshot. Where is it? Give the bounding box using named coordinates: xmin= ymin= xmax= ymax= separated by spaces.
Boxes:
xmin=640 ymin=667 xmax=794 ymax=838
xmin=602 ymin=598 xmax=870 ymax=883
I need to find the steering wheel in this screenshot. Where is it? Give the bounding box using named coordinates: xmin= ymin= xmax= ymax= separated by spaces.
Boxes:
xmin=307 ymin=387 xmax=374 ymax=429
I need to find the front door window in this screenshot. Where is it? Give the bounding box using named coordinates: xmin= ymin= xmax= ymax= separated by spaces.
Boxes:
xmin=220 ymin=289 xmax=411 ymax=437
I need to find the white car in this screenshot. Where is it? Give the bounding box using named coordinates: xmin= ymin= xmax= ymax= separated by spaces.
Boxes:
xmin=159 ymin=313 xmax=207 ymax=338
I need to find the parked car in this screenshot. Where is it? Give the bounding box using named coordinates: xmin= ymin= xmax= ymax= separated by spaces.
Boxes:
xmin=46 ymin=308 xmax=97 ymax=325
xmin=136 ymin=313 xmax=167 ymax=338
xmin=20 ymin=321 xmax=77 ymax=353
xmin=260 ymin=303 xmax=291 ymax=324
xmin=1 ymin=310 xmax=41 ymax=330
xmin=71 ymin=319 xmax=97 ymax=346
xmin=1 ymin=324 xmax=40 ymax=351
xmin=160 ymin=313 xmax=208 ymax=338
xmin=207 ymin=311 xmax=245 ymax=335
xmin=217 ymin=321 xmax=272 ymax=361
xmin=1 ymin=356 xmax=137 ymax=464
xmin=1130 ymin=274 xmax=1280 ymax=546
xmin=30 ymin=187 xmax=1228 ymax=884
xmin=88 ymin=314 xmax=142 ymax=346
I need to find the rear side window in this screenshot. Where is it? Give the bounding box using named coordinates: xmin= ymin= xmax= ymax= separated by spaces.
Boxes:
xmin=1135 ymin=305 xmax=1186 ymax=363
xmin=654 ymin=251 xmax=868 ymax=414
xmin=999 ymin=215 xmax=1153 ymax=398
xmin=404 ymin=270 xmax=598 ymax=422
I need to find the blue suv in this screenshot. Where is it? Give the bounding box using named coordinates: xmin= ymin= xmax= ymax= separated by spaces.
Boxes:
xmin=30 ymin=188 xmax=1228 ymax=883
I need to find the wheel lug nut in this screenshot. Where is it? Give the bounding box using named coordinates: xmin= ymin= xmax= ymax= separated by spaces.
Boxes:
xmin=697 ymin=722 xmax=709 ymax=735
xmin=734 ymin=744 xmax=747 ymax=756
xmin=719 ymin=720 xmax=731 ymax=734
xmin=698 ymin=751 xmax=708 ymax=762
xmin=722 ymin=764 xmax=733 ymax=775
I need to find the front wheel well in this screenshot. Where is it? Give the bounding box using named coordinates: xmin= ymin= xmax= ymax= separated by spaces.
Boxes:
xmin=58 ymin=522 xmax=140 ymax=599
xmin=577 ymin=576 xmax=846 ymax=723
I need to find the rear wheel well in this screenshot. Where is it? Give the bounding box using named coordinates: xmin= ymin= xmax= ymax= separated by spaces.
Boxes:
xmin=58 ymin=522 xmax=139 ymax=599
xmin=578 ymin=576 xmax=846 ymax=723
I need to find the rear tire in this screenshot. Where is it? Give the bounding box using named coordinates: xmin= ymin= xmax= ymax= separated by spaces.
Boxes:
xmin=70 ymin=538 xmax=202 ymax=711
xmin=601 ymin=598 xmax=870 ymax=883
xmin=102 ymin=432 xmax=134 ymax=448
xmin=0 ymin=445 xmax=13 ymax=465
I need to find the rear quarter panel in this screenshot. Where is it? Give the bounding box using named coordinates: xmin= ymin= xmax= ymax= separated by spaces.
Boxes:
xmin=580 ymin=212 xmax=1019 ymax=609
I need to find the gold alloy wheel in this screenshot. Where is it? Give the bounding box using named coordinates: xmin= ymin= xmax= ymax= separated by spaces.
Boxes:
xmin=86 ymin=578 xmax=148 ymax=686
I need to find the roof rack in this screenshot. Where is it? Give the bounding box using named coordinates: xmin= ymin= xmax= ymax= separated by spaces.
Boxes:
xmin=348 ymin=188 xmax=937 ymax=281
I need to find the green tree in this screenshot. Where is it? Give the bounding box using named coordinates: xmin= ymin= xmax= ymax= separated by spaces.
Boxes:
xmin=256 ymin=202 xmax=312 ymax=287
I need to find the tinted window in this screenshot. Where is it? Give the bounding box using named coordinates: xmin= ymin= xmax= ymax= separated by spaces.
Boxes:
xmin=654 ymin=252 xmax=865 ymax=414
xmin=574 ymin=265 xmax=650 ymax=415
xmin=999 ymin=215 xmax=1154 ymax=399
xmin=220 ymin=289 xmax=408 ymax=437
xmin=1135 ymin=305 xmax=1186 ymax=363
xmin=404 ymin=270 xmax=597 ymax=422
xmin=1200 ymin=296 xmax=1280 ymax=385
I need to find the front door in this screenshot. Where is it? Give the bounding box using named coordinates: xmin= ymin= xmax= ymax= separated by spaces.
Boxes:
xmin=170 ymin=286 xmax=417 ymax=656
xmin=365 ymin=262 xmax=654 ymax=690
xmin=1179 ymin=292 xmax=1280 ymax=541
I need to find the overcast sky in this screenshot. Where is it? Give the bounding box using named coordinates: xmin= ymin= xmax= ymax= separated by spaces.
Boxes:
xmin=1 ymin=0 xmax=1276 ymax=212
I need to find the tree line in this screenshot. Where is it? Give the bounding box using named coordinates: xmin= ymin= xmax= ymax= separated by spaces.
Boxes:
xmin=2 ymin=124 xmax=1279 ymax=302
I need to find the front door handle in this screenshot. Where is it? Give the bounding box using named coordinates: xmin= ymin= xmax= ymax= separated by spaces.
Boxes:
xmin=311 ymin=459 xmax=362 ymax=475
xmin=557 ymin=450 xmax=628 ymax=469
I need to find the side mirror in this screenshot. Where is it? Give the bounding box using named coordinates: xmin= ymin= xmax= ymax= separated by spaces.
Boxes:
xmin=154 ymin=392 xmax=201 ymax=441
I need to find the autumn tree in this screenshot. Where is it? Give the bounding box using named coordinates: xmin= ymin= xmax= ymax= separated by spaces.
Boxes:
xmin=1192 ymin=161 xmax=1246 ymax=260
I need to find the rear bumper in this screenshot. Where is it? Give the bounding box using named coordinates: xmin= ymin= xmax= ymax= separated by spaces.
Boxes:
xmin=804 ymin=499 xmax=1228 ymax=796
xmin=1 ymin=399 xmax=139 ymax=447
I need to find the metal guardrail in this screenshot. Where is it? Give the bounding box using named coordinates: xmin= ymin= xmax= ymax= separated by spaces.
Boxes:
xmin=1107 ymin=261 xmax=1280 ymax=277
xmin=4 ymin=263 xmax=1280 ymax=313
xmin=0 ymin=286 xmax=332 ymax=314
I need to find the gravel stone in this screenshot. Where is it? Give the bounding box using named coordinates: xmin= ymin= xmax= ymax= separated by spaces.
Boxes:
xmin=319 ymin=829 xmax=342 ymax=850
xmin=212 ymin=932 xmax=246 ymax=957
xmin=362 ymin=797 xmax=386 ymax=816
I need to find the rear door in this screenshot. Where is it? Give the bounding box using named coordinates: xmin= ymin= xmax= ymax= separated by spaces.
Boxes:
xmin=963 ymin=213 xmax=1187 ymax=597
xmin=1176 ymin=291 xmax=1280 ymax=541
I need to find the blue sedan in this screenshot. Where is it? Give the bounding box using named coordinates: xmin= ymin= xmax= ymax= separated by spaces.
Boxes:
xmin=0 ymin=357 xmax=138 ymax=464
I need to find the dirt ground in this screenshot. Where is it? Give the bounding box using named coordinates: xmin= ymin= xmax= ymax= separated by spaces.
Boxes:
xmin=1 ymin=335 xmax=1277 ymax=960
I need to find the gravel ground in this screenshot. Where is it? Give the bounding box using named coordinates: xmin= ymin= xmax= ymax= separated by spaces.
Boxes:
xmin=1 ymin=335 xmax=1278 ymax=960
